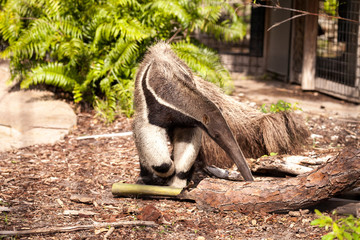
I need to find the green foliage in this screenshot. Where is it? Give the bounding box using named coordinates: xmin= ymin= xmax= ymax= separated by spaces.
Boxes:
xmin=324 ymin=0 xmax=339 ymax=16
xmin=260 ymin=100 xmax=302 ymax=113
xmin=311 ymin=209 xmax=360 ymax=240
xmin=261 ymin=152 xmax=278 ymax=158
xmin=0 ymin=0 xmax=246 ymax=121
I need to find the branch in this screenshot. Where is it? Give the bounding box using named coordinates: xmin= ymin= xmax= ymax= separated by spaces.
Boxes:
xmin=76 ymin=132 xmax=133 ymax=140
xmin=267 ymin=13 xmax=307 ymax=31
xmin=251 ymin=3 xmax=358 ymax=24
xmin=166 ymin=28 xmax=183 ymax=44
xmin=103 ymin=227 xmax=115 ymax=240
xmin=0 ymin=221 xmax=157 ymax=237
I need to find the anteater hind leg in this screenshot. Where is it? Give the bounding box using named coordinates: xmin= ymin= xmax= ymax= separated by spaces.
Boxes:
xmin=168 ymin=127 xmax=202 ymax=188
xmin=133 ymin=121 xmax=175 ymax=185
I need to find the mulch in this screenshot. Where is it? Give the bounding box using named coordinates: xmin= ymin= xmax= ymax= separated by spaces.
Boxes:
xmin=0 ymin=100 xmax=359 ymax=239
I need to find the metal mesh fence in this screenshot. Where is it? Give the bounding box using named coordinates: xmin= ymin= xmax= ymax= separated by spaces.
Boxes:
xmin=195 ymin=2 xmax=265 ymax=74
xmin=316 ymin=0 xmax=359 ymax=87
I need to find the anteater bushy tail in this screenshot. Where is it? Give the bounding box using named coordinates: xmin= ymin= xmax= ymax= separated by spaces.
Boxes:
xmin=195 ymin=76 xmax=310 ymax=168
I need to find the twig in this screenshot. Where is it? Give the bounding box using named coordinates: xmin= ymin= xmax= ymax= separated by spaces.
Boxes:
xmin=76 ymin=132 xmax=133 ymax=140
xmin=336 ymin=118 xmax=360 ymax=123
xmin=344 ymin=128 xmax=357 ymax=136
xmin=19 ymin=17 xmax=38 ymax=20
xmin=166 ymin=27 xmax=183 ymax=44
xmin=267 ymin=13 xmax=307 ymax=31
xmin=103 ymin=227 xmax=115 ymax=240
xmin=251 ymin=3 xmax=358 ymax=24
xmin=0 ymin=221 xmax=157 ymax=237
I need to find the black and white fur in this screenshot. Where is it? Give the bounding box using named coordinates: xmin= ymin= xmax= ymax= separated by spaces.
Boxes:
xmin=133 ymin=42 xmax=253 ymax=188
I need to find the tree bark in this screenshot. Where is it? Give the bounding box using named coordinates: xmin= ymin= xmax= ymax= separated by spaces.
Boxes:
xmin=205 ymin=153 xmax=334 ymax=180
xmin=183 ymin=148 xmax=360 ymax=213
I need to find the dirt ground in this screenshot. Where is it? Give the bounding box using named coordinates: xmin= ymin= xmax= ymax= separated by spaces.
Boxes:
xmin=0 ymin=80 xmax=359 ymax=239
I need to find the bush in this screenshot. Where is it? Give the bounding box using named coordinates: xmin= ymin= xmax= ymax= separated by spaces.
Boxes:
xmin=260 ymin=100 xmax=302 ymax=113
xmin=311 ymin=209 xmax=360 ymax=240
xmin=0 ymin=0 xmax=246 ymax=121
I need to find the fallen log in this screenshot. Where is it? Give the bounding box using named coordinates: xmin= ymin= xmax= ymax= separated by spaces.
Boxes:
xmin=335 ymin=202 xmax=360 ymax=217
xmin=204 ymin=153 xmax=335 ymax=180
xmin=183 ymin=148 xmax=360 ymax=213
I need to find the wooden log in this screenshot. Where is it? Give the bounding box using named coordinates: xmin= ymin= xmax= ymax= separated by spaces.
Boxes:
xmin=183 ymin=148 xmax=360 ymax=213
xmin=205 ymin=153 xmax=334 ymax=180
xmin=247 ymin=156 xmax=314 ymax=176
xmin=335 ymin=202 xmax=360 ymax=217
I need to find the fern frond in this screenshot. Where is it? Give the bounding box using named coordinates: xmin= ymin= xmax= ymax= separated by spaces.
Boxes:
xmin=0 ymin=2 xmax=23 ymax=43
xmin=171 ymin=41 xmax=231 ymax=88
xmin=183 ymin=2 xmax=222 ymax=29
xmin=199 ymin=5 xmax=222 ymax=24
xmin=107 ymin=40 xmax=139 ymax=76
xmin=56 ymin=38 xmax=87 ymax=67
xmin=113 ymin=0 xmax=141 ymax=10
xmin=55 ymin=17 xmax=83 ymax=39
xmin=1 ymin=18 xmax=55 ymax=59
xmin=204 ymin=20 xmax=246 ymax=42
xmin=21 ymin=62 xmax=77 ymax=91
xmin=82 ymin=7 xmax=110 ymax=40
xmin=43 ymin=0 xmax=62 ymax=17
xmin=84 ymin=59 xmax=106 ymax=87
xmin=99 ymin=77 xmax=115 ymax=94
xmin=93 ymin=17 xmax=153 ymax=48
xmin=113 ymin=78 xmax=134 ymax=117
xmin=145 ymin=0 xmax=191 ymax=26
xmin=16 ymin=0 xmax=45 ymax=17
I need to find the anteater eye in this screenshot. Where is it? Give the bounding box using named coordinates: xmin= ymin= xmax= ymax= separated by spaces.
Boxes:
xmin=202 ymin=114 xmax=210 ymax=125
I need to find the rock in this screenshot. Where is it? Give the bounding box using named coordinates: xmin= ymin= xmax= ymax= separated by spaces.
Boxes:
xmin=138 ymin=205 xmax=162 ymax=223
xmin=288 ymin=211 xmax=301 ymax=217
xmin=0 ymin=206 xmax=11 ymax=212
xmin=331 ymin=135 xmax=339 ymax=141
xmin=311 ymin=134 xmax=323 ymax=139
xmin=0 ymin=60 xmax=76 ymax=152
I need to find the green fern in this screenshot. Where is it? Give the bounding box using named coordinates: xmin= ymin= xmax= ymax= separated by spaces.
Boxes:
xmin=171 ymin=41 xmax=231 ymax=88
xmin=20 ymin=62 xmax=77 ymax=91
xmin=0 ymin=0 xmax=247 ymax=121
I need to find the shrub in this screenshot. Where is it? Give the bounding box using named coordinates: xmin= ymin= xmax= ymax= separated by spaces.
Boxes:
xmin=0 ymin=0 xmax=246 ymax=121
xmin=311 ymin=209 xmax=360 ymax=240
xmin=260 ymin=100 xmax=302 ymax=113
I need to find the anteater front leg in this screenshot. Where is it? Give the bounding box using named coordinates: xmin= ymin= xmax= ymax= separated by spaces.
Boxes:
xmin=168 ymin=127 xmax=202 ymax=188
xmin=133 ymin=121 xmax=175 ymax=185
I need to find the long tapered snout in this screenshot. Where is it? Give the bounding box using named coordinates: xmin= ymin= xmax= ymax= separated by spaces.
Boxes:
xmin=202 ymin=111 xmax=254 ymax=181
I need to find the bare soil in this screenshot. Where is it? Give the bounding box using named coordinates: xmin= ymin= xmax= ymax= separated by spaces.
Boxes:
xmin=0 ymin=89 xmax=359 ymax=239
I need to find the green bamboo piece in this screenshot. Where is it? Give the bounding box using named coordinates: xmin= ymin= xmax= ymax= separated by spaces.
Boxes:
xmin=111 ymin=183 xmax=183 ymax=197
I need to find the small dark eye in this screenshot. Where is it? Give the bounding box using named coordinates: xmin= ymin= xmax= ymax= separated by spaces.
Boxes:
xmin=202 ymin=114 xmax=210 ymax=125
